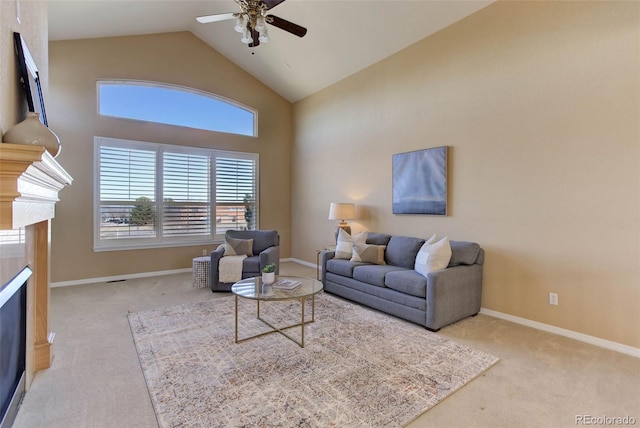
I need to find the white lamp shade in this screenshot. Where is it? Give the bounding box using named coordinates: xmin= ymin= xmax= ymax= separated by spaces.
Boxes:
xmin=234 ymin=15 xmax=247 ymax=33
xmin=241 ymin=28 xmax=253 ymax=44
xmin=328 ymin=203 xmax=355 ymax=221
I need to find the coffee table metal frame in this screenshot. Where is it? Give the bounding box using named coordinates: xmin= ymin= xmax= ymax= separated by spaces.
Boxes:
xmin=231 ymin=276 xmax=323 ymax=348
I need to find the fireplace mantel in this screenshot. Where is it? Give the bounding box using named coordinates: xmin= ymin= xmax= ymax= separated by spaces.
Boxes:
xmin=0 ymin=142 xmax=72 ymax=385
xmin=0 ymin=143 xmax=72 ymax=229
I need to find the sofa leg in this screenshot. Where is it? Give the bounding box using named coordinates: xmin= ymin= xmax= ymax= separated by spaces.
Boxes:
xmin=425 ymin=326 xmax=441 ymax=333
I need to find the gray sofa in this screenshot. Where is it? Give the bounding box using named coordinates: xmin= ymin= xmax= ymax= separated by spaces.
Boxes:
xmin=321 ymin=232 xmax=484 ymax=331
xmin=210 ymin=229 xmax=280 ymax=292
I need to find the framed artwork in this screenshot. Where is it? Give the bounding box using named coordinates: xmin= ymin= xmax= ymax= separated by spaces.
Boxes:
xmin=392 ymin=146 xmax=448 ymax=215
xmin=14 ymin=32 xmax=48 ymax=126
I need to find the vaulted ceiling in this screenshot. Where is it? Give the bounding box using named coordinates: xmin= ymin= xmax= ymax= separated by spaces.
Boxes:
xmin=48 ymin=0 xmax=493 ymax=103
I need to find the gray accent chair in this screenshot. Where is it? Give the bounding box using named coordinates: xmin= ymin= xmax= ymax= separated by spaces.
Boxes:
xmin=210 ymin=229 xmax=280 ymax=292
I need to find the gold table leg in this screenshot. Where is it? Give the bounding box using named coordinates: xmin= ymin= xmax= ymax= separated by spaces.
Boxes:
xmin=235 ymin=295 xmax=317 ymax=348
xmin=234 ymin=294 xmax=238 ymax=343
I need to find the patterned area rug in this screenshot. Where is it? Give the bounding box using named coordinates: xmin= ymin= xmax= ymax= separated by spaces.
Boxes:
xmin=128 ymin=293 xmax=499 ymax=427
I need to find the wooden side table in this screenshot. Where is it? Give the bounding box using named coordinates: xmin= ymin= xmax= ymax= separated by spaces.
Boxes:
xmin=192 ymin=256 xmax=210 ymax=288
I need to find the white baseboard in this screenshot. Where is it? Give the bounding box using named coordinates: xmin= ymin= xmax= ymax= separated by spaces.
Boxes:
xmin=480 ymin=308 xmax=640 ymax=358
xmin=289 ymin=258 xmax=316 ymax=269
xmin=51 ymin=268 xmax=192 ymax=288
xmin=51 ymin=258 xmax=300 ymax=288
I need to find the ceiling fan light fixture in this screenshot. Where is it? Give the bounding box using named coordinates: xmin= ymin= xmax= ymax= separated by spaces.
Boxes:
xmin=196 ymin=0 xmax=307 ymax=48
xmin=255 ymin=16 xmax=267 ymax=32
xmin=241 ymin=27 xmax=253 ymax=44
xmin=234 ymin=15 xmax=247 ymax=33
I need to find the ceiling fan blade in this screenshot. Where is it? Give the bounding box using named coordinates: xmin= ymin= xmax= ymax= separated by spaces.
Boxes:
xmin=262 ymin=0 xmax=286 ymax=10
xmin=196 ymin=12 xmax=236 ymax=24
xmin=249 ymin=28 xmax=260 ymax=48
xmin=267 ymin=15 xmax=307 ymax=38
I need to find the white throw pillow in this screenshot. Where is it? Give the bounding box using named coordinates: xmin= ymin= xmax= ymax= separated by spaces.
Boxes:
xmin=414 ymin=235 xmax=452 ymax=277
xmin=334 ymin=229 xmax=367 ymax=259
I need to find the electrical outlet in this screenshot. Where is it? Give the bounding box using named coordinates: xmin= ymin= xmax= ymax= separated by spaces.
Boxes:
xmin=549 ymin=292 xmax=558 ymax=306
xmin=202 ymin=248 xmax=207 ymax=256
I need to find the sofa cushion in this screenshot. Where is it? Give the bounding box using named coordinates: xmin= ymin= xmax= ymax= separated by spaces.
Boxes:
xmin=351 ymin=244 xmax=386 ymax=265
xmin=385 ymin=235 xmax=425 ymax=269
xmin=415 ymin=235 xmax=452 ymax=277
xmin=326 ymin=273 xmax=426 ymax=312
xmin=326 ymin=259 xmax=367 ymax=277
xmin=385 ymin=270 xmax=428 ymax=298
xmin=353 ymin=265 xmax=406 ymax=287
xmin=448 ymin=241 xmax=481 ymax=266
xmin=366 ymin=233 xmax=392 ymax=246
xmin=242 ymin=255 xmax=260 ymax=274
xmin=335 ymin=230 xmax=368 ymax=259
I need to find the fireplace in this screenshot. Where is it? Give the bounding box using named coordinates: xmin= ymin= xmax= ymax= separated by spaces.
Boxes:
xmin=0 ymin=267 xmax=31 ymax=428
xmin=0 ymin=143 xmax=72 ymax=425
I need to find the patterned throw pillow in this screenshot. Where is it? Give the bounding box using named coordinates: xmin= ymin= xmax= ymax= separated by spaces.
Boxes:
xmin=224 ymin=237 xmax=253 ymax=257
xmin=335 ymin=230 xmax=368 ymax=259
xmin=351 ymin=243 xmax=386 ymax=265
xmin=414 ymin=234 xmax=452 ymax=277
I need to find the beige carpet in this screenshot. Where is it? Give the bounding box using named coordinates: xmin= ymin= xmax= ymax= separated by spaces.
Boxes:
xmin=128 ymin=293 xmax=499 ymax=427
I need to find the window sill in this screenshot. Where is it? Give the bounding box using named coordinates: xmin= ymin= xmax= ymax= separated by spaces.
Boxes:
xmin=94 ymin=239 xmax=223 ymax=252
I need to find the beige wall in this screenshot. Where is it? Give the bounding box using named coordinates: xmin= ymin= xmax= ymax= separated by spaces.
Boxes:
xmin=49 ymin=32 xmax=292 ymax=283
xmin=292 ymin=1 xmax=640 ymax=348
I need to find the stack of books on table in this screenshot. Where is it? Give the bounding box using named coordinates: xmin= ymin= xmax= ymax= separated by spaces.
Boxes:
xmin=273 ymin=279 xmax=302 ymax=290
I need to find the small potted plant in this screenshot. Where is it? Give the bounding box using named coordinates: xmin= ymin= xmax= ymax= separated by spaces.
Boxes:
xmin=262 ymin=263 xmax=276 ymax=284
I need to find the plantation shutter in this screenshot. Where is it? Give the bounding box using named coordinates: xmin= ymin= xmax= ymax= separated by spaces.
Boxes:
xmin=98 ymin=145 xmax=156 ymax=240
xmin=95 ymin=137 xmax=259 ymax=250
xmin=162 ymin=152 xmax=211 ymax=238
xmin=215 ymin=154 xmax=258 ymax=235
xmin=0 ymin=228 xmax=26 ymax=245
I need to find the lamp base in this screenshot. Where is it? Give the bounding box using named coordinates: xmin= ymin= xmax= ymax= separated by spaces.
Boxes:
xmin=334 ymin=222 xmax=351 ymax=242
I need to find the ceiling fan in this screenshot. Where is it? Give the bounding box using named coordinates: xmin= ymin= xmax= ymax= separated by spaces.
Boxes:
xmin=196 ymin=0 xmax=307 ymax=48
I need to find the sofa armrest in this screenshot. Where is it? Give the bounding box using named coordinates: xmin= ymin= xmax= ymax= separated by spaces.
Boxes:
xmin=320 ymin=251 xmax=336 ymax=285
xmin=259 ymin=246 xmax=280 ymax=274
xmin=425 ymin=264 xmax=483 ymax=331
xmin=209 ymin=246 xmax=225 ymax=292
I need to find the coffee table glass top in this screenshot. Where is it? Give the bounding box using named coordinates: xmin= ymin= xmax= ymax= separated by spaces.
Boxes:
xmin=231 ymin=276 xmax=323 ymax=301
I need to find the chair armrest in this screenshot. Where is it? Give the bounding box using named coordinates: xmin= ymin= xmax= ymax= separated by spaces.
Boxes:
xmin=209 ymin=246 xmax=225 ymax=291
xmin=259 ymin=246 xmax=280 ymax=273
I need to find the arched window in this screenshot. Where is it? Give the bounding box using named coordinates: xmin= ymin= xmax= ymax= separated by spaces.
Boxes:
xmin=97 ymin=80 xmax=257 ymax=137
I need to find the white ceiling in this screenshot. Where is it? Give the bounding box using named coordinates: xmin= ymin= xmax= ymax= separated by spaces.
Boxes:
xmin=48 ymin=0 xmax=493 ymax=103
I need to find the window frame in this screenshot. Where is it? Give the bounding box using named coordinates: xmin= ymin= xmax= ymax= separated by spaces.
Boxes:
xmin=94 ymin=136 xmax=259 ymax=252
xmin=97 ymin=80 xmax=258 ymax=137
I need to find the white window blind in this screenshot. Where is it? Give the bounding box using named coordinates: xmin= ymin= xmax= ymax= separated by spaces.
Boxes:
xmin=94 ymin=137 xmax=258 ymax=251
xmin=215 ymin=154 xmax=258 ymax=235
xmin=163 ymin=151 xmax=210 ymax=238
xmin=99 ymin=145 xmax=156 ymax=241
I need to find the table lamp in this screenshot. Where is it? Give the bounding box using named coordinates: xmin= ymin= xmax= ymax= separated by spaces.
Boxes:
xmin=328 ymin=202 xmax=355 ymax=241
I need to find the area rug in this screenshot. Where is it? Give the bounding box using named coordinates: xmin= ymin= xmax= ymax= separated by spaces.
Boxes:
xmin=128 ymin=293 xmax=499 ymax=427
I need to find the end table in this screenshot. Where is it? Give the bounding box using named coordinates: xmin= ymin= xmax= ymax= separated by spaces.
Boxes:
xmin=192 ymin=256 xmax=210 ymax=288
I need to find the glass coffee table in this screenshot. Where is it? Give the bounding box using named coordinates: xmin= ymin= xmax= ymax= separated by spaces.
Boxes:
xmin=231 ymin=276 xmax=323 ymax=348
